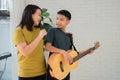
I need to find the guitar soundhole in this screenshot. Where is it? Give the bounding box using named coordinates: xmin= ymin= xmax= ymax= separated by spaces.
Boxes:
xmin=60 ymin=61 xmax=64 ymax=72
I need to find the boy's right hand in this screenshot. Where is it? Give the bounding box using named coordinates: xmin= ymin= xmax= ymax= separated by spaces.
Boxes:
xmin=60 ymin=50 xmax=73 ymax=64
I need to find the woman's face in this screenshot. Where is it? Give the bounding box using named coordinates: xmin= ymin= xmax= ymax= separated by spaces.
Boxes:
xmin=32 ymin=9 xmax=42 ymax=26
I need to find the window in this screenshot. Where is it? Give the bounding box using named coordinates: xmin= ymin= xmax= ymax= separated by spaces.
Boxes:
xmin=0 ymin=0 xmax=10 ymax=17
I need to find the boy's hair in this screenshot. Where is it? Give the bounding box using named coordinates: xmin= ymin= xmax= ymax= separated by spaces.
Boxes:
xmin=57 ymin=10 xmax=71 ymax=20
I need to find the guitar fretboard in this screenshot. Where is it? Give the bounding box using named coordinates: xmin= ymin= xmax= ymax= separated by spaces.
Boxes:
xmin=73 ymin=47 xmax=96 ymax=63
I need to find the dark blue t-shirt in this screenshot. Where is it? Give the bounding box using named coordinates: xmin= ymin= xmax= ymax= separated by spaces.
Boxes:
xmin=45 ymin=28 xmax=72 ymax=52
xmin=45 ymin=28 xmax=72 ymax=79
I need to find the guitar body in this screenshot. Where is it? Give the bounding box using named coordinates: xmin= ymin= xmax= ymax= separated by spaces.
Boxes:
xmin=48 ymin=41 xmax=100 ymax=80
xmin=48 ymin=50 xmax=79 ymax=80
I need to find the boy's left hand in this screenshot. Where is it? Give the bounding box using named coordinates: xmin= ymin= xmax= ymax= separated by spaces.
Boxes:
xmin=89 ymin=48 xmax=94 ymax=54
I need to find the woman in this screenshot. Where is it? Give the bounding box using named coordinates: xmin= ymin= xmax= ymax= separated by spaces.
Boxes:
xmin=13 ymin=4 xmax=47 ymax=80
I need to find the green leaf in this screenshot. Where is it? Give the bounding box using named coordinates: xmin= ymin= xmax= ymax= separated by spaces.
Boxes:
xmin=48 ymin=17 xmax=53 ymax=25
xmin=42 ymin=23 xmax=53 ymax=32
xmin=42 ymin=12 xmax=50 ymax=18
xmin=42 ymin=8 xmax=47 ymax=13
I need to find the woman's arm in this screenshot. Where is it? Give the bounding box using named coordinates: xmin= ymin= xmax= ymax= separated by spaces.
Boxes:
xmin=17 ymin=29 xmax=47 ymax=56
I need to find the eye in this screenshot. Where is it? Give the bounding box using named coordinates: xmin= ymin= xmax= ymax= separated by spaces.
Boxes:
xmin=60 ymin=18 xmax=64 ymax=21
xmin=56 ymin=17 xmax=59 ymax=20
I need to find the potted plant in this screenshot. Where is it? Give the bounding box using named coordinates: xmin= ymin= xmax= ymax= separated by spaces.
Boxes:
xmin=41 ymin=8 xmax=54 ymax=32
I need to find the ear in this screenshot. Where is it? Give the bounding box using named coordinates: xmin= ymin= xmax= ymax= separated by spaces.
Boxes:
xmin=67 ymin=20 xmax=70 ymax=24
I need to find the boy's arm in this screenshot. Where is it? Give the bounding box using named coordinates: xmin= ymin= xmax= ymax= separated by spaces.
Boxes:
xmin=45 ymin=42 xmax=64 ymax=53
xmin=45 ymin=42 xmax=73 ymax=64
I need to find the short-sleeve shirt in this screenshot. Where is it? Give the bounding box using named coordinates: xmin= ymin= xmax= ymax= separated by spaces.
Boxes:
xmin=13 ymin=26 xmax=46 ymax=77
xmin=45 ymin=28 xmax=72 ymax=55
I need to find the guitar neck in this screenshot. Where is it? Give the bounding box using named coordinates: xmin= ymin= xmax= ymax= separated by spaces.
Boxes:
xmin=73 ymin=47 xmax=96 ymax=63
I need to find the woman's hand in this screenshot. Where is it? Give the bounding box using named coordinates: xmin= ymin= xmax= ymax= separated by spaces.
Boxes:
xmin=39 ymin=29 xmax=47 ymax=38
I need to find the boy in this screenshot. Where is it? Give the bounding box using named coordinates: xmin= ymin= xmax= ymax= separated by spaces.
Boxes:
xmin=45 ymin=10 xmax=93 ymax=80
xmin=45 ymin=10 xmax=73 ymax=80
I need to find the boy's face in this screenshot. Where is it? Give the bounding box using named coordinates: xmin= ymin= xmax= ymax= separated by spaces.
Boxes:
xmin=56 ymin=14 xmax=70 ymax=29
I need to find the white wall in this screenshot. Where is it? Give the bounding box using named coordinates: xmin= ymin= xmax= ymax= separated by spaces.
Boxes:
xmin=10 ymin=0 xmax=120 ymax=80
xmin=25 ymin=0 xmax=120 ymax=80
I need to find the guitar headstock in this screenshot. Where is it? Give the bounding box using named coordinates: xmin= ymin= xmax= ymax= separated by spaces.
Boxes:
xmin=94 ymin=41 xmax=100 ymax=49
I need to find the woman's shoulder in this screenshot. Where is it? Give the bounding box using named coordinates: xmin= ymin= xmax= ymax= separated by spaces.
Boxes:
xmin=14 ymin=26 xmax=21 ymax=32
xmin=15 ymin=25 xmax=27 ymax=31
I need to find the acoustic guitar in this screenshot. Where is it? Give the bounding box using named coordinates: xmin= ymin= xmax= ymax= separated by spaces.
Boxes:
xmin=48 ymin=42 xmax=100 ymax=80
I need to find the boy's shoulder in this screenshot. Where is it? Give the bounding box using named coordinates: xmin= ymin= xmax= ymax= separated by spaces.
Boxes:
xmin=48 ymin=27 xmax=59 ymax=32
xmin=50 ymin=27 xmax=58 ymax=30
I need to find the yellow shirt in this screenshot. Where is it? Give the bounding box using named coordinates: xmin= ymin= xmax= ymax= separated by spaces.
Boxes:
xmin=13 ymin=26 xmax=46 ymax=77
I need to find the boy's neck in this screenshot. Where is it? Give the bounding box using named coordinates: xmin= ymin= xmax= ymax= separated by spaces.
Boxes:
xmin=60 ymin=27 xmax=66 ymax=32
xmin=58 ymin=26 xmax=67 ymax=32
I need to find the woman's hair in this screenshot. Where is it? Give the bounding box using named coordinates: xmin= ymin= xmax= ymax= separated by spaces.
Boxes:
xmin=18 ymin=4 xmax=42 ymax=31
xmin=57 ymin=10 xmax=71 ymax=20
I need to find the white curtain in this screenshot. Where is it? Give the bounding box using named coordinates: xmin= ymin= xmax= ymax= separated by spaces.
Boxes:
xmin=0 ymin=0 xmax=9 ymax=10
